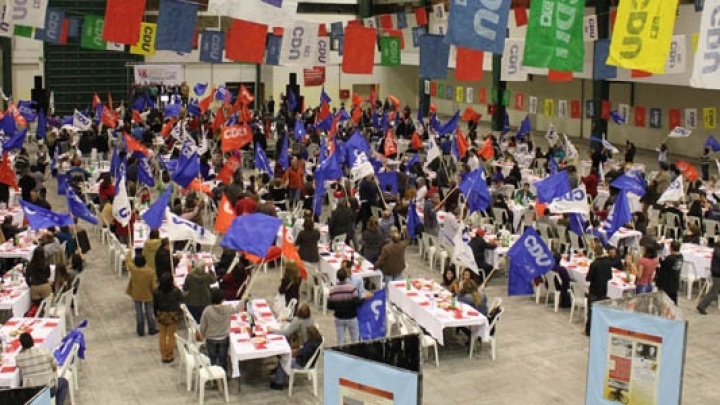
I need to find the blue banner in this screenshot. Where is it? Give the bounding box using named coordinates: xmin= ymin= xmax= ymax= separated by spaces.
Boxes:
xmin=143 ymin=185 xmax=173 ymax=229
xmin=649 ymin=108 xmax=662 ymax=129
xmin=155 ymin=0 xmax=198 ymax=53
xmin=137 ymin=156 xmax=155 ymax=187
xmin=535 ymin=171 xmax=571 ymax=203
xmin=604 ymin=191 xmax=632 ymax=238
xmin=20 ymin=200 xmax=74 ymax=230
xmin=705 ymin=135 xmax=720 ymax=152
xmin=254 ymin=144 xmax=274 ymax=175
xmin=610 ymin=173 xmax=647 ymax=197
xmin=3 ymin=128 xmax=27 ymax=150
xmin=419 ymin=34 xmax=450 ymax=79
xmin=265 ymin=34 xmax=282 ymax=65
xmin=357 ymin=289 xmax=387 ymax=340
xmin=377 ymin=172 xmax=399 ymax=194
xmin=330 ymin=22 xmax=344 ymax=38
xmin=508 ymin=227 xmax=555 ymax=296
xmin=221 ymin=214 xmax=283 ymax=257
xmin=35 ymin=8 xmax=65 ymax=44
xmin=278 ymin=133 xmax=290 ymax=170
xmin=593 ymin=39 xmax=617 ymax=80
xmin=459 ymin=167 xmax=490 ymax=213
xmin=345 ymin=130 xmax=373 ymax=167
xmin=396 ymin=12 xmax=408 ymax=29
xmin=445 ymin=0 xmax=511 ymax=54
xmin=67 ymin=188 xmax=98 ymax=225
xmin=171 ymin=150 xmax=199 ymax=188
xmin=199 ymin=30 xmax=224 ymax=63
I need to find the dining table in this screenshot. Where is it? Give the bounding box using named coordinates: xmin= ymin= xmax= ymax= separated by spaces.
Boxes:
xmin=318 ymin=243 xmax=383 ymax=287
xmin=0 ymin=317 xmax=63 ymax=388
xmin=562 ymin=253 xmax=637 ymax=299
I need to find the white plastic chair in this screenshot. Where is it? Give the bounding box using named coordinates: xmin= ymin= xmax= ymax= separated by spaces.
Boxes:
xmin=544 ymin=271 xmax=562 ymax=313
xmin=47 ymin=289 xmax=74 ymax=335
xmin=288 ymin=338 xmax=325 ymax=397
xmin=533 ymin=274 xmax=547 ymax=304
xmin=313 ymin=274 xmax=330 ymax=315
xmin=57 ymin=343 xmax=80 ymax=402
xmin=279 ymin=298 xmax=298 ymax=321
xmin=175 ymin=333 xmax=199 ymax=392
xmin=469 ymin=306 xmax=504 ymax=360
xmin=180 ymin=304 xmax=203 ymax=345
xmin=188 ymin=344 xmax=229 ymax=405
xmin=681 ymin=261 xmax=703 ymax=300
xmin=399 ymin=313 xmax=439 ymax=367
xmin=70 ymin=272 xmax=83 ymax=316
xmin=569 ymin=282 xmax=588 ymax=324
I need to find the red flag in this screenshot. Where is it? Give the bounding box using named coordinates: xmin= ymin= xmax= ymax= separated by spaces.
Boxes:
xmin=320 ymin=102 xmax=331 ymax=120
xmin=351 ymin=93 xmax=364 ymax=108
xmin=415 ymin=8 xmax=428 ymax=26
xmin=570 ymin=100 xmax=581 ymax=119
xmin=634 ymin=107 xmax=646 ymax=127
xmin=430 ymin=82 xmax=437 ymax=97
xmin=240 ymin=104 xmax=252 ymax=123
xmin=388 ymin=95 xmax=401 ymax=109
xmin=676 ymin=160 xmax=699 ymax=181
xmin=239 ymin=84 xmax=255 ymax=105
xmin=351 ymin=108 xmax=362 ymax=125
xmin=514 ymin=93 xmax=525 ymax=110
xmin=212 ymin=108 xmax=227 ymax=131
xmin=514 ymin=6 xmax=528 ymax=27
xmin=369 ymin=87 xmax=377 ymax=107
xmin=384 ymin=130 xmax=397 ymax=156
xmin=601 ymin=101 xmax=612 ymax=120
xmin=92 ymin=93 xmax=102 ymax=108
xmin=272 ymin=27 xmax=285 ymax=36
xmin=103 ymin=0 xmax=145 ymax=44
xmin=411 ymin=131 xmax=424 ymax=150
xmin=282 ymin=226 xmax=307 ymax=280
xmin=429 ymin=102 xmax=437 ymax=113
xmin=132 ymin=110 xmax=144 ymax=124
xmin=548 ymin=70 xmax=573 ymax=82
xmin=379 ymin=14 xmax=393 ymax=29
xmin=214 ymin=195 xmax=236 ymax=233
xmin=108 ymin=93 xmax=114 ymax=110
xmin=669 ymin=109 xmax=681 ymax=129
xmin=124 ymin=133 xmax=150 ymax=156
xmin=478 ymin=88 xmax=487 ymax=104
xmin=217 ymin=156 xmax=242 ymax=185
xmin=0 ymin=152 xmax=18 ymax=190
xmin=342 ymin=25 xmax=376 ymax=74
xmin=456 ymin=128 xmax=468 ymax=158
xmin=456 ymin=47 xmax=484 ymax=82
xmin=480 ymin=137 xmax=494 ymax=160
xmin=328 ymin=115 xmax=342 ymax=137
xmin=161 ymin=117 xmax=177 ymax=138
xmin=221 ymin=124 xmax=253 ymax=152
xmin=226 ymin=19 xmax=268 ymax=63
xmin=102 ymin=108 xmax=119 ymax=128
xmin=461 ymin=107 xmax=481 ymax=122
xmin=318 ymin=24 xmax=328 ymax=37
xmin=199 ymin=87 xmax=216 ymax=113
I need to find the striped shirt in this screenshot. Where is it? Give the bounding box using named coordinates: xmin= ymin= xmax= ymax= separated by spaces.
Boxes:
xmin=16 ymin=347 xmax=57 ymax=388
xmin=328 ymin=282 xmax=359 ymax=319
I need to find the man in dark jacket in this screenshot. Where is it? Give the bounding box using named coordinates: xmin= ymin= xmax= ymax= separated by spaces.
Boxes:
xmin=468 ymin=230 xmax=497 ymax=281
xmin=697 ymin=244 xmax=720 ymax=314
xmin=656 ymin=241 xmax=683 ymax=305
xmin=585 ymin=245 xmax=613 ymax=335
xmin=328 ymin=198 xmax=356 ymax=248
xmin=375 ymin=230 xmax=408 ymax=283
xmin=154 ymin=238 xmax=178 ymax=280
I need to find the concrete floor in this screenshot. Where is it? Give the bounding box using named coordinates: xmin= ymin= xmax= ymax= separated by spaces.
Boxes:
xmin=43 ymin=137 xmax=718 ymax=405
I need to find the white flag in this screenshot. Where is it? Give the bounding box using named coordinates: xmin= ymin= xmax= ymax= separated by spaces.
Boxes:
xmin=665 ymin=35 xmax=686 ymax=75
xmin=548 ymin=188 xmax=589 ymax=214
xmin=583 ymin=15 xmax=598 ymax=41
xmin=73 ymin=109 xmax=91 ymax=130
xmin=501 ymin=39 xmax=528 ymax=82
xmin=545 ymin=123 xmax=558 ymax=147
xmin=452 ymin=226 xmax=479 ymax=275
xmin=423 ymin=140 xmax=441 ymax=171
xmin=668 ymin=127 xmax=692 ymax=138
xmin=685 ymin=108 xmax=697 ymax=129
xmin=691 ymin=0 xmax=720 ymax=89
xmin=0 ymin=2 xmax=13 ymax=37
xmin=601 ymin=138 xmax=619 ymax=154
xmin=112 ymin=176 xmax=131 ymax=227
xmin=279 ymin=20 xmax=319 ymax=67
xmin=208 ymin=0 xmax=298 ymax=28
xmin=657 ymin=178 xmax=684 ymax=204
xmin=528 ymin=96 xmax=538 ymax=115
xmin=563 ymin=134 xmax=579 ymax=161
xmin=558 ymin=100 xmax=568 ymax=118
xmin=351 ymin=151 xmax=375 ymax=182
xmin=165 ymin=210 xmax=217 ymax=245
xmin=7 ymin=0 xmax=48 ymax=29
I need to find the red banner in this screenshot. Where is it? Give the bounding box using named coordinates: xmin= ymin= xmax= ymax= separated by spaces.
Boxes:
xmin=514 ymin=93 xmax=525 ymax=110
xmin=455 ymin=47 xmax=483 ymax=82
xmin=634 ymin=107 xmax=646 ymax=127
xmin=669 ymin=108 xmax=681 ymax=129
xmin=379 ymin=14 xmax=393 ymax=29
xmin=601 ymin=100 xmax=611 ymax=120
xmin=478 ymin=88 xmax=487 ymax=104
xmin=415 ymin=8 xmax=428 ymax=26
xmin=221 ymin=124 xmax=253 ymax=152
xmin=430 ymin=82 xmax=437 ymax=97
xmin=217 ymin=156 xmax=242 ymax=185
xmin=103 ymin=0 xmax=146 ymax=44
xmin=303 ymin=67 xmax=326 ymax=86
xmin=226 ymin=19 xmax=268 ymax=63
xmin=570 ymin=100 xmax=581 ymax=119
xmin=342 ymin=25 xmax=376 ymax=74
xmin=548 ymin=70 xmax=573 ymax=82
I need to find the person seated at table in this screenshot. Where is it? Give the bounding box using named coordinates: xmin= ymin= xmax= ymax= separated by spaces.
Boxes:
xmin=25 ymin=249 xmax=52 ymax=305
xmin=491 ymin=195 xmax=513 ymax=228
xmin=16 ymin=332 xmax=70 ymax=405
xmin=550 ymin=252 xmax=572 ymax=309
xmin=606 ymin=246 xmax=623 ymax=270
xmin=278 ymin=261 xmax=302 ymax=316
xmin=1 ymin=215 xmax=24 ymax=241
xmin=198 ymin=288 xmax=242 ymax=371
xmin=684 ymin=224 xmax=702 ymax=245
xmin=53 ymin=262 xmax=74 ymax=296
xmin=469 ymin=229 xmax=497 ymax=281
xmin=623 ymin=253 xmax=638 ymax=276
xmin=375 ymin=229 xmax=409 ymax=284
xmin=270 ymin=325 xmax=324 ymax=390
xmin=327 ymin=268 xmax=361 ymax=345
xmin=458 ymin=268 xmax=482 ymax=292
xmin=514 ymin=183 xmax=535 ymax=206
xmin=660 ymin=202 xmax=685 ymax=232
xmin=506 ymin=164 xmax=521 ymax=188
xmin=39 ymin=231 xmax=62 ymax=259
xmin=55 ymin=226 xmax=77 ymax=257
xmin=361 ymin=217 xmax=384 ymax=264
xmin=635 ymin=246 xmax=659 ymax=294
xmin=457 ymin=279 xmax=488 ymax=316
xmin=441 ymin=267 xmax=459 ymax=295
xmin=183 ymin=262 xmax=217 ymax=324
xmin=268 ymin=302 xmax=316 ymax=349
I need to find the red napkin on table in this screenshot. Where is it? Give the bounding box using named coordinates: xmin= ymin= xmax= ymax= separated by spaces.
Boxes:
xmin=44 ymin=321 xmax=58 ymax=328
xmin=230 ymin=327 xmax=241 ymax=333
xmin=230 ymin=315 xmax=238 ymax=321
xmin=611 ymin=281 xmax=619 ymax=285
xmin=0 ymin=366 xmax=16 ymax=373
xmin=261 ymin=312 xmax=273 ymax=318
xmin=705 ymin=255 xmax=712 ymax=259
xmin=4 ymin=319 xmax=18 ymax=326
xmin=419 ymin=302 xmax=430 ymax=307
xmin=406 ymin=292 xmax=418 ymax=297
xmin=254 ymin=343 xmax=267 ymax=350
xmin=393 ymin=281 xmax=405 ymax=287
xmin=327 ymin=259 xmax=338 ymax=264
xmin=453 ymin=310 xmax=464 ymax=319
xmin=238 ymin=338 xmax=249 ymax=343
xmin=33 ymin=338 xmax=44 ymax=344
xmin=9 ymin=340 xmax=20 ymax=351
xmin=466 ymin=311 xmax=480 ymax=317
xmin=255 ymin=302 xmax=268 ymax=308
xmin=270 ymin=336 xmax=284 ymax=341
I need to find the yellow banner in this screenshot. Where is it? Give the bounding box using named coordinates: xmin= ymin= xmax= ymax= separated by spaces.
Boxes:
xmin=544 ymin=99 xmax=554 ymax=117
xmin=693 ymin=33 xmax=699 ymax=54
xmin=455 ymin=86 xmax=464 ymax=103
xmin=130 ymin=23 xmax=157 ymax=56
xmin=704 ymin=107 xmax=717 ymax=129
xmin=606 ymin=0 xmax=679 ymax=74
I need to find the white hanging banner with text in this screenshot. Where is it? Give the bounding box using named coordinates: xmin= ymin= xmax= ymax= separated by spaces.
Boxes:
xmin=133 ymin=64 xmax=183 ymax=85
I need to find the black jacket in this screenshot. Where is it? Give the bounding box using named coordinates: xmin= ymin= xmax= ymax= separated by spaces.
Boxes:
xmin=154 ymin=287 xmax=183 ymax=313
xmin=154 ymin=248 xmax=178 ymax=280
xmin=655 ymin=253 xmax=684 ymax=294
xmin=711 ymin=246 xmax=720 ymax=278
xmin=328 ymin=206 xmax=356 ymax=239
xmin=586 ymin=256 xmax=613 ymax=299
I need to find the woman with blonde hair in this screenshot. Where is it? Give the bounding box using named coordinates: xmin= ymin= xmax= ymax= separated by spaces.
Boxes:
xmin=457 ymin=279 xmax=488 ymax=316
xmin=278 ymin=261 xmax=302 ymax=314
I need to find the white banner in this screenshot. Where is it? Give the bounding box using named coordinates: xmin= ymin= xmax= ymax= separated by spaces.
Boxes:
xmin=433 ymin=3 xmax=447 ymax=20
xmin=73 ymin=110 xmax=91 ymax=130
xmin=466 ymin=87 xmax=474 ymax=104
xmin=657 ymin=178 xmax=684 ymax=204
xmin=618 ymin=103 xmax=631 ymax=126
xmin=279 ymin=20 xmax=319 ymax=67
xmin=6 ymin=0 xmax=47 ymax=29
xmin=558 ymin=100 xmax=568 ymax=118
xmin=528 ymin=96 xmax=538 ymax=115
xmin=501 ymin=39 xmax=528 ymax=82
xmin=351 ymin=154 xmax=375 ymax=182
xmin=452 ymin=226 xmax=479 ymax=275
xmin=423 ymin=141 xmax=441 ymax=171
xmin=208 ymin=0 xmax=298 ymax=28
xmin=316 ymin=37 xmax=329 ymax=66
xmin=583 ymin=15 xmax=598 ymax=41
xmin=133 ymin=64 xmax=183 ymax=85
xmin=668 ymin=127 xmax=692 ymax=138
xmin=691 ymin=0 xmax=720 ymax=89
xmin=685 ymin=108 xmax=697 ymax=129
xmin=363 ymin=17 xmax=376 ymax=28
xmin=548 ymin=188 xmax=589 ymax=214
xmin=0 ymin=2 xmax=13 ymax=38
xmin=165 ymin=210 xmax=217 ymax=245
xmin=112 ymin=175 xmax=131 ymax=227
xmin=665 ymin=35 xmax=686 ymax=75
xmin=545 ymin=123 xmax=558 ymax=147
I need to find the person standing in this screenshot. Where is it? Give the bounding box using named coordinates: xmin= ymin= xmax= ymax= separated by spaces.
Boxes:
xmin=701 ymin=147 xmax=711 ymax=182
xmin=154 ymin=272 xmax=183 ymax=363
xmin=656 ymin=143 xmax=668 ymax=168
xmin=283 ymin=157 xmax=304 ymax=209
xmin=624 ymin=141 xmax=636 ymax=163
xmin=198 ymin=289 xmax=242 ymax=371
xmin=585 ymin=245 xmax=613 ymax=336
xmin=125 ymin=247 xmax=158 ymax=336
xmin=327 ymin=268 xmax=361 ymax=345
xmin=16 ymin=333 xmax=69 ymax=405
xmin=697 ymin=244 xmax=720 ymax=314
xmin=278 ymin=261 xmax=302 ymax=313
xmin=183 ymin=263 xmax=217 ymax=323
xmin=328 ymin=198 xmax=356 ymax=247
xmin=656 ymin=242 xmax=683 ymax=305
xmin=375 ymin=230 xmax=408 ymax=283
xmin=358 ymin=174 xmax=380 ymax=230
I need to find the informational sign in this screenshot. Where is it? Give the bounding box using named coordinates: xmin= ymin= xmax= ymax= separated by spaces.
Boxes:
xmin=133 ymin=64 xmax=183 ymax=85
xmin=303 ymin=67 xmax=325 ymax=86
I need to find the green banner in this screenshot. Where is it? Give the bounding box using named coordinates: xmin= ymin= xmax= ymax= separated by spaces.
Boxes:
xmin=438 ymin=83 xmax=445 ymax=99
xmin=380 ymin=37 xmax=401 ymax=66
xmin=502 ymin=90 xmax=510 ymax=107
xmin=491 ymin=86 xmax=498 ymax=104
xmin=81 ymin=15 xmax=107 ymax=50
xmin=14 ymin=25 xmax=33 ymax=38
xmin=523 ymin=0 xmax=585 ymax=72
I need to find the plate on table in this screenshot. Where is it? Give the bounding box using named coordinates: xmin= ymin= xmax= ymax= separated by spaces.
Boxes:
xmin=251 ymin=337 xmax=266 ymax=345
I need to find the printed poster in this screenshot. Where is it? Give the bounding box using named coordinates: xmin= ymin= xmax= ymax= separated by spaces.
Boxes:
xmin=604 ymin=327 xmax=662 ymax=404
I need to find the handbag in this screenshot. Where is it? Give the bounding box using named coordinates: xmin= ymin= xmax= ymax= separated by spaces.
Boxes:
xmin=273 ymin=293 xmax=286 ymax=315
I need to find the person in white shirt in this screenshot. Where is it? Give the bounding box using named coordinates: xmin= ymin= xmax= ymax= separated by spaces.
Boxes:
xmin=415 ymin=178 xmax=428 ymax=202
xmin=467 ymin=151 xmax=480 ymax=172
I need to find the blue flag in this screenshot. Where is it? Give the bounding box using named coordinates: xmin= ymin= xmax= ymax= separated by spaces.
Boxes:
xmin=57 ymin=174 xmax=68 ymax=196
xmin=288 ymin=88 xmax=298 ymax=113
xmin=610 ymin=173 xmax=646 ymax=197
xmin=604 ymin=191 xmax=632 ymax=239
xmin=419 ymin=34 xmax=451 ymax=79
xmin=0 ymin=113 xmax=16 ymax=135
xmin=36 ymin=110 xmax=47 ymax=139
xmin=312 ymin=170 xmax=325 ymax=216
xmin=412 ymin=26 xmax=427 ymax=48
xmin=18 ymin=100 xmax=37 ymax=123
xmin=372 ymin=111 xmax=381 ymax=129
xmin=330 ymin=21 xmax=344 ymax=38
xmin=406 ymin=200 xmax=420 ymax=240
xmin=406 ymin=153 xmax=420 ymax=172
xmin=593 ymin=39 xmax=617 ymax=80
xmin=534 ymin=171 xmax=571 ymax=203
xmin=172 ymin=151 xmax=199 ymax=188
xmin=320 ymin=87 xmax=332 ymax=105
xmin=337 ymin=108 xmax=351 ymax=122
xmin=54 ymin=320 xmax=87 ymax=367
xmin=137 ymin=156 xmax=155 ymax=187
xmin=94 ymin=103 xmax=103 ymax=124
xmin=315 ymin=114 xmax=333 ymax=131
xmin=569 ymin=213 xmax=587 ymax=236
xmin=3 ymin=128 xmax=27 ymax=150
xmin=278 ymin=133 xmax=290 ymax=170
xmin=508 ymin=227 xmax=555 ymax=296
xmin=199 ymin=30 xmax=224 ymax=63
xmin=345 ymin=130 xmax=372 ymax=167
xmin=187 ymin=100 xmax=201 ymax=117
xmin=294 ymin=119 xmax=307 ymax=141
xmin=221 ymin=214 xmax=283 ymax=257
xmin=548 ymin=156 xmax=558 ymax=175
xmin=459 ymin=168 xmax=491 ymax=213
xmin=396 ymin=11 xmax=408 ymax=29
xmin=316 ymin=150 xmax=343 ymax=180
xmin=67 ymin=188 xmax=98 ymax=225
xmin=193 ymin=83 xmax=207 ymax=96
xmin=164 ymin=103 xmax=181 ymax=118
xmin=437 ymin=110 xmax=460 ymax=135
xmin=446 ymin=0 xmax=510 ymax=54
xmin=155 ymin=0 xmax=198 ymax=53
xmin=516 ymin=115 xmax=531 ymax=139
xmin=19 ymin=200 xmax=74 ymax=230
xmin=705 ymin=135 xmax=720 ymax=152
xmin=430 ymin=113 xmax=442 ymax=133
xmin=110 ymin=147 xmax=121 ymax=179
xmin=502 ymin=110 xmax=510 ymax=135
xmin=131 ymin=95 xmax=147 ymax=112
xmin=357 ymin=289 xmax=387 ymax=340
xmin=143 ymin=185 xmax=173 ymax=229
xmin=215 ymin=86 xmax=228 ymax=101
xmin=610 ymin=110 xmax=625 ymax=125
xmin=377 ymin=172 xmax=398 ymax=194
xmin=266 ymin=34 xmax=282 ymax=65
xmin=254 ymin=144 xmax=273 ymax=175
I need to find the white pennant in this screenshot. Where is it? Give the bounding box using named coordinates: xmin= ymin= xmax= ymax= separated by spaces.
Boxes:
xmin=547 ymin=188 xmax=589 ymax=214
xmin=112 ymin=176 xmax=131 ymax=227
xmin=657 ymin=178 xmax=684 ymax=204
xmin=165 ymin=210 xmax=217 ymax=245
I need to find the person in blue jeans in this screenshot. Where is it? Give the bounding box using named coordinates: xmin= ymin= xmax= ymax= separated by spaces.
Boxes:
xmin=327 ymin=268 xmax=361 ymax=345
xmin=125 ymin=245 xmax=158 ymax=336
xmin=270 ymin=325 xmax=323 ymax=390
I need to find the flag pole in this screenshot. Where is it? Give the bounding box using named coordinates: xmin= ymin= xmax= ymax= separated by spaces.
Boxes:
xmin=240 ymin=259 xmax=265 ymax=301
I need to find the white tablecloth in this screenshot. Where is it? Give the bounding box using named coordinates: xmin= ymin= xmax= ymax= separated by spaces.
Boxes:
xmin=0 ymin=237 xmax=37 ymax=261
xmin=0 ymin=318 xmax=63 ymax=388
xmin=227 ymin=299 xmax=291 ymax=379
xmin=318 ymin=243 xmax=383 ymax=287
xmin=563 ymin=255 xmax=635 ymax=299
xmin=173 ymin=253 xmax=216 ymax=289
xmin=678 ymin=244 xmax=713 ymax=279
xmin=388 ymin=279 xmax=489 ymax=346
xmin=0 ymin=205 xmax=24 ymax=228
xmin=133 ymin=221 xmax=169 ymax=250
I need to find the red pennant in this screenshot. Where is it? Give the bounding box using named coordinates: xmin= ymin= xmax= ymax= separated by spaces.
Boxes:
xmin=214 ymin=195 xmax=236 ymax=233
xmin=221 ymin=124 xmax=253 ymax=152
xmin=461 ymin=107 xmax=481 ymax=122
xmin=379 ymin=14 xmax=393 ymax=29
xmin=351 ymin=108 xmax=362 ymax=125
xmin=514 ymin=93 xmax=525 ymax=110
xmin=631 ymin=69 xmax=652 ymax=78
xmin=199 ymin=87 xmax=216 ymax=113
xmin=570 ymin=100 xmax=581 ymax=119
xmin=132 ymin=110 xmax=143 ymax=124
xmin=124 ymin=133 xmax=149 ymax=156
xmin=92 ymin=93 xmax=101 ymax=108
xmin=384 ymin=130 xmax=397 ymax=156
xmin=342 ymin=25 xmax=377 ymax=74
xmin=0 ymin=152 xmax=18 ymax=190
xmin=212 ymin=108 xmax=227 ymax=131
xmin=226 ymin=19 xmax=268 ymax=63
xmin=478 ymin=88 xmax=487 ymax=104
xmin=388 ymin=95 xmax=400 ymax=109
xmin=411 ymin=131 xmax=423 ymax=150
xmin=103 ymin=0 xmax=145 ymax=44
xmin=272 ymin=27 xmax=285 ymax=36
xmin=161 ymin=118 xmax=177 ymax=138
xmin=430 ymin=82 xmax=437 ymax=97
xmin=369 ymin=87 xmax=377 ymax=107
xmin=669 ymin=109 xmax=681 ymax=129
xmin=239 ymin=84 xmax=255 ymax=105
xmin=415 ymin=8 xmax=428 ymax=26
xmin=456 ymin=128 xmax=468 ymax=158
xmin=102 ymin=108 xmax=119 ymax=128
xmin=601 ymin=101 xmax=611 ymax=120
xmin=455 ymin=47 xmax=484 ymax=82
xmin=351 ymin=93 xmax=364 ymax=108
xmin=634 ymin=107 xmax=646 ymax=127
xmin=217 ymin=156 xmax=242 ymax=185
xmin=430 ymin=103 xmax=437 ymax=113
xmin=548 ymin=70 xmax=573 ymax=82
xmin=382 ymin=29 xmax=405 ymax=49
xmin=514 ymin=6 xmax=528 ymax=27
xmin=108 ymin=93 xmax=114 ymax=110
xmin=480 ymin=137 xmax=494 ymax=160
xmin=318 ymin=24 xmax=328 ymax=37
xmin=281 ymin=227 xmax=307 ymax=280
